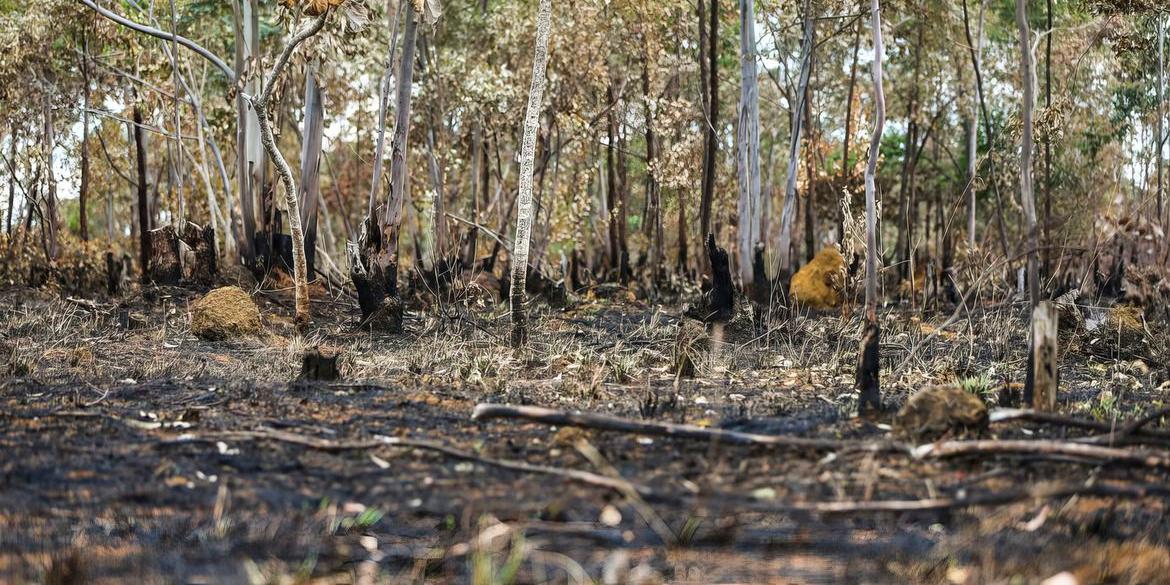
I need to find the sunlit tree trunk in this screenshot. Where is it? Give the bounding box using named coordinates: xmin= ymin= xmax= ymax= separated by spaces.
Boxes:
xmin=511 ymin=0 xmax=553 ymax=347
xmin=736 ymin=0 xmax=762 ymax=291
xmin=857 ymin=0 xmax=886 ymax=415
xmin=232 ymin=0 xmax=259 ymax=265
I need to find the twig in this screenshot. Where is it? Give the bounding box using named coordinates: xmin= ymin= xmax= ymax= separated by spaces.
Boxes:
xmin=161 ymin=428 xmax=653 ymax=496
xmin=472 ymin=404 xmax=904 ymax=453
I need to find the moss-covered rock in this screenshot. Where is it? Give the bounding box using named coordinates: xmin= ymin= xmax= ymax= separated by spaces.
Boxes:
xmin=190 ymin=286 xmax=262 ymax=340
xmin=789 ymin=247 xmax=845 ymax=310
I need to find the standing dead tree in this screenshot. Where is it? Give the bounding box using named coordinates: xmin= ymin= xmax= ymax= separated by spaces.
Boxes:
xmin=510 ymin=0 xmax=554 ymax=347
xmin=856 ymin=0 xmax=886 ymax=415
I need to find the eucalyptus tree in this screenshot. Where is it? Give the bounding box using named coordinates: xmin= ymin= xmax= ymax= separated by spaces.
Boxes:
xmin=736 ymin=0 xmax=762 ymax=294
xmin=857 ymin=0 xmax=885 ymax=415
xmin=510 ymin=0 xmax=553 ymax=347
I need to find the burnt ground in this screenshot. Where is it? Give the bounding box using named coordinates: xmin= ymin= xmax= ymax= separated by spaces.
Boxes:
xmin=1 ymin=283 xmax=1170 ymax=584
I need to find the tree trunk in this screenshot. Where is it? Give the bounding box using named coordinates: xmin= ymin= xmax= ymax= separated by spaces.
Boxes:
xmin=858 ymin=0 xmax=886 ymax=415
xmin=778 ymin=0 xmax=814 ymax=287
xmin=5 ymin=128 xmax=13 ymax=235
xmin=352 ymin=2 xmax=418 ymax=331
xmin=79 ymin=32 xmax=91 ymax=242
xmin=232 ymin=0 xmax=259 ymax=265
xmin=642 ymin=48 xmax=663 ymax=285
xmin=251 ymin=12 xmax=330 ymax=330
xmin=134 ymin=104 xmax=151 ymax=280
xmin=736 ymin=0 xmax=762 ymax=293
xmin=1016 ymin=0 xmax=1039 ymax=308
xmin=510 ymin=0 xmax=553 ymax=347
xmin=698 ymin=0 xmax=718 ymax=246
xmin=42 ymin=84 xmax=59 ymax=260
xmin=1157 ymin=16 xmax=1165 ymax=224
xmin=299 ymin=60 xmax=325 ymax=279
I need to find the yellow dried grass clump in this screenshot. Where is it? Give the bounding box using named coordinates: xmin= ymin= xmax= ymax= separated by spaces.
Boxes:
xmin=190 ymin=286 xmax=262 ymax=341
xmin=789 ymin=246 xmax=845 ymax=310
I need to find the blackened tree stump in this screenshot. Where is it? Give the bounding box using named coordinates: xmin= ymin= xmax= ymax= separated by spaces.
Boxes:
xmin=300 ymin=348 xmax=341 ymax=381
xmin=856 ymin=318 xmax=882 ymax=414
xmin=705 ymin=233 xmax=734 ymax=322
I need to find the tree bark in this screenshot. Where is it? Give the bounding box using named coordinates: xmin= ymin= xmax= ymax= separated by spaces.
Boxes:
xmin=736 ymin=0 xmax=762 ymax=291
xmin=134 ymin=104 xmax=150 ymax=280
xmin=1016 ymin=0 xmax=1039 ymax=308
xmin=778 ymin=0 xmax=814 ymax=286
xmin=1157 ymin=16 xmax=1165 ymax=224
xmin=642 ymin=45 xmax=663 ymax=285
xmin=857 ymin=0 xmax=886 ymax=415
xmin=251 ymin=12 xmax=331 ymax=329
xmin=698 ymin=0 xmax=719 ymax=245
xmin=510 ymin=0 xmax=553 ymax=347
xmin=79 ymin=32 xmax=91 ymax=242
xmin=299 ymin=61 xmax=325 ymax=279
xmin=41 ymin=83 xmax=59 ymax=260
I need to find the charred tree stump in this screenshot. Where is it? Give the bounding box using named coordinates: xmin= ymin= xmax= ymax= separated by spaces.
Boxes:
xmin=856 ymin=318 xmax=882 ymax=414
xmin=181 ymin=221 xmax=217 ymax=285
xmin=148 ymin=225 xmax=181 ymax=285
xmin=105 ymin=251 xmax=125 ymax=296
xmin=349 ymin=218 xmax=404 ymax=332
xmin=300 ymin=348 xmax=341 ymax=381
xmin=705 ymin=233 xmax=734 ymax=322
xmin=1025 ymin=300 xmax=1059 ymax=411
xmin=751 ymin=242 xmax=770 ymax=306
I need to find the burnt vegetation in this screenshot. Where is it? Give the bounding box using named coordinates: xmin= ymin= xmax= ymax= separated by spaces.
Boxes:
xmin=2 ymin=0 xmax=1170 ymax=583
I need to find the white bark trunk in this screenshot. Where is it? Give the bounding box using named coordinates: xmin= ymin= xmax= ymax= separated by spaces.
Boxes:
xmin=736 ymin=0 xmax=761 ymax=286
xmin=1016 ymin=0 xmax=1039 ymax=307
xmin=864 ymin=0 xmax=885 ymax=321
xmin=510 ymin=0 xmax=553 ymax=347
xmin=778 ymin=1 xmax=814 ymax=279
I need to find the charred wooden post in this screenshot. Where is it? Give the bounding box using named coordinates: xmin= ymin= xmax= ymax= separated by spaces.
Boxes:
xmin=300 ymin=348 xmax=340 ymax=381
xmin=1026 ymin=300 xmax=1059 ymax=411
xmin=856 ymin=318 xmax=881 ymax=414
xmin=705 ymin=233 xmax=734 ymax=322
xmin=148 ymin=225 xmax=181 ymax=285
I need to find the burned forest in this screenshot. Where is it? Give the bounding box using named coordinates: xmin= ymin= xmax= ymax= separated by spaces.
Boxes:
xmin=3 ymin=0 xmax=1170 ymax=583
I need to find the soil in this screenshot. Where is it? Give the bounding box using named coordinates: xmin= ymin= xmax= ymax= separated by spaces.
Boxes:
xmin=1 ymin=283 xmax=1169 ymax=584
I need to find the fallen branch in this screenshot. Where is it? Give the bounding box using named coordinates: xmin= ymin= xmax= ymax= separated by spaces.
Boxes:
xmin=161 ymin=428 xmax=652 ymax=496
xmin=746 ymin=479 xmax=1170 ymax=516
xmin=991 ymin=407 xmax=1170 ymax=443
xmin=472 ymin=403 xmax=903 ymax=453
xmin=913 ymin=439 xmax=1170 ymax=469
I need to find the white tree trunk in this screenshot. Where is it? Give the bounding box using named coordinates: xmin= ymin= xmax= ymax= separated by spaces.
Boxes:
xmin=1157 ymin=15 xmax=1165 ymax=224
xmin=736 ymin=0 xmax=761 ymax=287
xmin=864 ymin=0 xmax=885 ymax=321
xmin=510 ymin=0 xmax=553 ymax=347
xmin=778 ymin=0 xmax=814 ymax=281
xmin=1016 ymin=0 xmax=1039 ymax=307
xmin=250 ymin=12 xmax=330 ymax=330
xmin=966 ymin=0 xmax=986 ymax=249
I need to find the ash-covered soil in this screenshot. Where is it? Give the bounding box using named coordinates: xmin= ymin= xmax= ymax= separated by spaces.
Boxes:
xmin=1 ymin=285 xmax=1169 ymax=584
